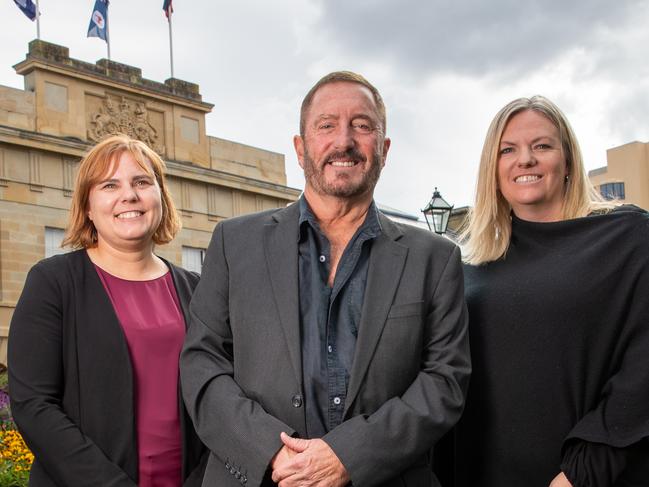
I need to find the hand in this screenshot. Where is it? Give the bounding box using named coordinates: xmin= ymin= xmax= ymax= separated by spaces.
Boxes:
xmin=549 ymin=472 xmax=573 ymax=487
xmin=271 ymin=432 xmax=350 ymax=486
xmin=271 ymin=444 xmax=298 ymax=470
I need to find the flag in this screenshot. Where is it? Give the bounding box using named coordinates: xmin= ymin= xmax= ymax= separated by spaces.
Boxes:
xmin=87 ymin=0 xmax=109 ymax=41
xmin=163 ymin=0 xmax=173 ymax=19
xmin=13 ymin=0 xmax=37 ymax=20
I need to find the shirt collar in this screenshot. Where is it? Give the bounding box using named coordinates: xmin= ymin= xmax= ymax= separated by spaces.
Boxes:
xmin=297 ymin=194 xmax=382 ymax=242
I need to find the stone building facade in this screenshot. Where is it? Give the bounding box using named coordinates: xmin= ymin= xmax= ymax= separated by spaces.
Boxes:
xmin=589 ymin=141 xmax=649 ymax=210
xmin=0 ymin=40 xmax=300 ymax=362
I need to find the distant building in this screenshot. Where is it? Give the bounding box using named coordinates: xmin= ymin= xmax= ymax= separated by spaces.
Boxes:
xmin=380 ymin=203 xmax=468 ymax=242
xmin=589 ymin=141 xmax=649 ymax=210
xmin=0 ymin=40 xmax=300 ymax=362
xmin=378 ymin=204 xmax=429 ymax=230
xmin=447 ymin=206 xmax=469 ymax=240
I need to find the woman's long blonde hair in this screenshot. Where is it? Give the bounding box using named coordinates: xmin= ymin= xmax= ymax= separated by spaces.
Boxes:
xmin=63 ymin=134 xmax=180 ymax=249
xmin=461 ymin=95 xmax=616 ymax=265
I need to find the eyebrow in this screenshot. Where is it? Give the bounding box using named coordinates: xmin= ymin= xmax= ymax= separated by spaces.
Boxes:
xmin=98 ymin=174 xmax=154 ymax=184
xmin=313 ymin=113 xmax=376 ymax=124
xmin=312 ymin=114 xmax=338 ymax=124
xmin=500 ymin=135 xmax=557 ymax=146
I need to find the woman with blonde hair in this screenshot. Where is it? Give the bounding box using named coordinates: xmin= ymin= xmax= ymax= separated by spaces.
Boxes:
xmin=9 ymin=134 xmax=206 ymax=486
xmin=445 ymin=96 xmax=649 ymax=486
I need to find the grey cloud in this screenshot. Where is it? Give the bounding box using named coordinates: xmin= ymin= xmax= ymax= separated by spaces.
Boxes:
xmin=606 ymin=85 xmax=649 ymax=143
xmin=311 ymin=0 xmax=640 ymax=80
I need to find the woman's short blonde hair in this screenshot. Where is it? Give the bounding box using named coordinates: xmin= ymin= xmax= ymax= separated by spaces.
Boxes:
xmin=461 ymin=95 xmax=616 ymax=265
xmin=63 ymin=134 xmax=181 ymax=249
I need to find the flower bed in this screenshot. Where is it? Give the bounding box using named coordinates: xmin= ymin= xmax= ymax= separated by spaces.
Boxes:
xmin=0 ymin=364 xmax=32 ymax=487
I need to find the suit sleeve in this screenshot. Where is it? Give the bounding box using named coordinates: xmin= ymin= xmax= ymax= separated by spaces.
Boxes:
xmin=323 ymin=245 xmax=471 ymax=486
xmin=180 ymin=223 xmax=296 ymax=486
xmin=8 ymin=263 xmax=137 ymax=487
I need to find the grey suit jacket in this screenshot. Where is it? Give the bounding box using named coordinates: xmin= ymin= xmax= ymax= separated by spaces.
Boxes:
xmin=180 ymin=202 xmax=470 ymax=487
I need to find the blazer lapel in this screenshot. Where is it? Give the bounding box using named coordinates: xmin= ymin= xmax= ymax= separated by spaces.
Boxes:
xmin=263 ymin=203 xmax=303 ymax=387
xmin=344 ymin=215 xmax=407 ymax=416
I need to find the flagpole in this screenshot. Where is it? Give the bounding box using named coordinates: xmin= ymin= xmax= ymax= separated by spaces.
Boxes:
xmin=35 ymin=0 xmax=41 ymax=39
xmin=168 ymin=11 xmax=175 ymax=78
xmin=106 ymin=6 xmax=111 ymax=60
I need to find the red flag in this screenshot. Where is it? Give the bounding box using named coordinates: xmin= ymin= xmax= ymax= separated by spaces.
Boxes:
xmin=163 ymin=0 xmax=173 ymax=19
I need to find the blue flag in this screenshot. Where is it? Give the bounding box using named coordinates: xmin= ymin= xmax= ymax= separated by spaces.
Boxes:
xmin=13 ymin=0 xmax=37 ymax=20
xmin=87 ymin=0 xmax=109 ymax=42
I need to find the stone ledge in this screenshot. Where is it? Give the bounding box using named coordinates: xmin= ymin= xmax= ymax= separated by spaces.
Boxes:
xmin=0 ymin=125 xmax=301 ymax=200
xmin=19 ymin=40 xmax=209 ymax=107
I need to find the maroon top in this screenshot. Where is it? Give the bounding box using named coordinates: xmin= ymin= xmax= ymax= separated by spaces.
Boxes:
xmin=95 ymin=265 xmax=184 ymax=487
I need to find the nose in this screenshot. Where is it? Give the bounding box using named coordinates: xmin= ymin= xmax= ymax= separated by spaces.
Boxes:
xmin=120 ymin=184 xmax=139 ymax=202
xmin=517 ymin=146 xmax=537 ymax=167
xmin=332 ymin=124 xmax=355 ymax=150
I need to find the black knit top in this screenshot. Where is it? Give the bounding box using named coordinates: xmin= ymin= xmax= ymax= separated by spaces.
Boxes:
xmin=451 ymin=206 xmax=649 ymax=487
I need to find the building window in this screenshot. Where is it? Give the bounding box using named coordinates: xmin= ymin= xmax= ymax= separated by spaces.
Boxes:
xmin=182 ymin=246 xmax=205 ymax=274
xmin=45 ymin=227 xmax=68 ymax=258
xmin=600 ymin=182 xmax=625 ymax=200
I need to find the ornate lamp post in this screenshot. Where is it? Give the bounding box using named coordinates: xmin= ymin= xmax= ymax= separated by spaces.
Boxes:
xmin=422 ymin=187 xmax=453 ymax=235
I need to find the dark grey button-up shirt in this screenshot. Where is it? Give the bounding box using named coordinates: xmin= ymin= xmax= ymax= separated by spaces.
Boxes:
xmin=297 ymin=196 xmax=381 ymax=438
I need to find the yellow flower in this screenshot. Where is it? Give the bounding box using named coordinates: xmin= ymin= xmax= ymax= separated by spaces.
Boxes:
xmin=0 ymin=428 xmax=34 ymax=473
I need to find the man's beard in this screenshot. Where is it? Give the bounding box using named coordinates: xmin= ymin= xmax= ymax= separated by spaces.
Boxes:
xmin=302 ymin=145 xmax=383 ymax=199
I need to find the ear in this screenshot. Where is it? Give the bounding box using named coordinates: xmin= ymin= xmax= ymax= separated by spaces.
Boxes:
xmin=294 ymin=135 xmax=306 ymax=170
xmin=381 ymin=137 xmax=391 ymax=168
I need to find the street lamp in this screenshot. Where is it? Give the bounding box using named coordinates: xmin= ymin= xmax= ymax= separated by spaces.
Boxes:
xmin=422 ymin=187 xmax=453 ymax=235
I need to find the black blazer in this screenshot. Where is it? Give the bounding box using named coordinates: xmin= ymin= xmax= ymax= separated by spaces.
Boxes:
xmin=8 ymin=249 xmax=206 ymax=487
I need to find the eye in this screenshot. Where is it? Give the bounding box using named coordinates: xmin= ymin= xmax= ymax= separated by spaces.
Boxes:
xmin=317 ymin=122 xmax=334 ymax=131
xmin=352 ymin=121 xmax=373 ymax=133
xmin=534 ymin=143 xmax=552 ymax=150
xmin=101 ymin=182 xmax=117 ymax=190
xmin=499 ymin=147 xmax=513 ymax=155
xmin=135 ymin=179 xmax=152 ymax=187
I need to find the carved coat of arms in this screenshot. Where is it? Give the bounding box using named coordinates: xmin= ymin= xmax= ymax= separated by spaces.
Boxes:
xmin=88 ymin=96 xmax=165 ymax=155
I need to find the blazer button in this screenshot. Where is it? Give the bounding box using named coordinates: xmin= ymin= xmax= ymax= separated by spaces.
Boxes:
xmin=292 ymin=394 xmax=303 ymax=408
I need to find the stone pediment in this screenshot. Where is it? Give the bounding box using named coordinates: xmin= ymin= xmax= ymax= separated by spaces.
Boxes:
xmin=87 ymin=94 xmax=165 ymax=155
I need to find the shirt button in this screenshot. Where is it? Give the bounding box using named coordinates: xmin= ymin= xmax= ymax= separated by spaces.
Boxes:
xmin=292 ymin=394 xmax=303 ymax=408
xmin=333 ymin=396 xmax=341 ymax=405
xmin=319 ymin=254 xmax=326 ymax=263
xmin=327 ymin=345 xmax=333 ymax=353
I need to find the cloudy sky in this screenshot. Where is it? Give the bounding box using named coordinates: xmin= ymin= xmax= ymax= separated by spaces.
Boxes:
xmin=2 ymin=0 xmax=648 ymax=215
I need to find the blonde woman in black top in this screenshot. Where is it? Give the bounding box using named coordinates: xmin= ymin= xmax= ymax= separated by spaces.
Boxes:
xmin=444 ymin=96 xmax=649 ymax=487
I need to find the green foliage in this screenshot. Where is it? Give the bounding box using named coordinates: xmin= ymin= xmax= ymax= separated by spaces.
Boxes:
xmin=0 ymin=460 xmax=30 ymax=487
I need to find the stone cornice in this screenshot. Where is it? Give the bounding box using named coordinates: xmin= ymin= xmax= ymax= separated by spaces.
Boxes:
xmin=165 ymin=160 xmax=301 ymax=200
xmin=0 ymin=124 xmax=88 ymax=157
xmin=0 ymin=125 xmax=301 ymax=200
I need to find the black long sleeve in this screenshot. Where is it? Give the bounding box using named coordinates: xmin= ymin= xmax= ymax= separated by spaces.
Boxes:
xmin=561 ymin=440 xmax=628 ymax=487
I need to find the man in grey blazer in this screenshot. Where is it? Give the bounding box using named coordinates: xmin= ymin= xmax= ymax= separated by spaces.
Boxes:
xmin=180 ymin=71 xmax=470 ymax=487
